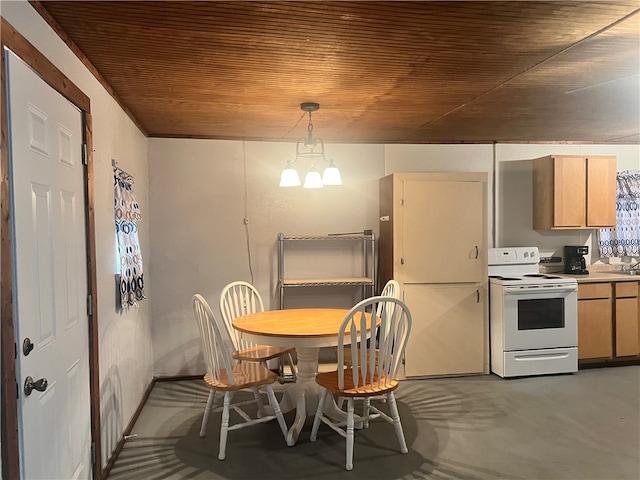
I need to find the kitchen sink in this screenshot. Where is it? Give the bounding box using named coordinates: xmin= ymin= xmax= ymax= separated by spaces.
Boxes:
xmin=613 ymin=270 xmax=640 ymax=276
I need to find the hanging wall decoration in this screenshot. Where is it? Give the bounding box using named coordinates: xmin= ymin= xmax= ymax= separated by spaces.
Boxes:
xmin=598 ymin=170 xmax=640 ymax=258
xmin=114 ymin=165 xmax=145 ymax=308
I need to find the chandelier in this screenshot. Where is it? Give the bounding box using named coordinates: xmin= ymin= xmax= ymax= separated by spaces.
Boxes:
xmin=279 ymin=102 xmax=342 ymax=188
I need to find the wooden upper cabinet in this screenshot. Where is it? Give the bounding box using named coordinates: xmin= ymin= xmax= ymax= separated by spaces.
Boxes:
xmin=533 ymin=155 xmax=616 ymax=230
xmin=586 ymin=156 xmax=617 ymax=227
xmin=553 ymin=156 xmax=586 ymax=227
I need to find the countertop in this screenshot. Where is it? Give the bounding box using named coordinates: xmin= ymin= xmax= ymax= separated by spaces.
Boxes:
xmin=559 ymin=271 xmax=640 ymax=284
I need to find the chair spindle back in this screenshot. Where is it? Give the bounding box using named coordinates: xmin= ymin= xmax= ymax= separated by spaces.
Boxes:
xmin=219 ymin=281 xmax=265 ymax=351
xmin=193 ymin=294 xmax=236 ymax=385
xmin=337 ymin=296 xmax=411 ymax=392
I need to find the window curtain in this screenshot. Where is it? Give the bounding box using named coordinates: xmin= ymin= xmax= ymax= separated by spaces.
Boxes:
xmin=114 ymin=171 xmax=145 ymax=308
xmin=598 ymin=170 xmax=640 ymax=258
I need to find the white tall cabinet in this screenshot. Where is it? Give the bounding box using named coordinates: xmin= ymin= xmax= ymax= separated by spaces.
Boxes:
xmin=378 ymin=172 xmax=488 ymax=377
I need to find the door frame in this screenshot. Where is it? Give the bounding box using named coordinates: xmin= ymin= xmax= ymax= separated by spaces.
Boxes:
xmin=0 ymin=17 xmax=101 ymax=480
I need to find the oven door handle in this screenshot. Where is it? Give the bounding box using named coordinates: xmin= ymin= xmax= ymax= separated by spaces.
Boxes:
xmin=503 ymin=285 xmax=577 ymax=294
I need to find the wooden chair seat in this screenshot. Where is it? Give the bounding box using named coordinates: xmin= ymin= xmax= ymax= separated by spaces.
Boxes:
xmin=233 ymin=345 xmax=295 ymax=363
xmin=204 ymin=363 xmax=279 ymax=391
xmin=315 ymin=369 xmax=399 ymax=397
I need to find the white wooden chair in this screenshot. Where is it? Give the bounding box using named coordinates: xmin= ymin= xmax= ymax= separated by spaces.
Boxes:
xmin=379 ymin=279 xmax=400 ymax=299
xmin=192 ymin=294 xmax=289 ymax=460
xmin=342 ymin=279 xmax=400 ymax=421
xmin=310 ymin=295 xmax=412 ymax=470
xmin=343 ymin=279 xmax=400 ymax=365
xmin=219 ymin=281 xmax=297 ymax=380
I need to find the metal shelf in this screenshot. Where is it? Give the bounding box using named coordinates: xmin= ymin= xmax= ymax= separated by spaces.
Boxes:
xmin=281 ymin=234 xmax=372 ymax=241
xmin=277 ymin=233 xmax=376 ymax=309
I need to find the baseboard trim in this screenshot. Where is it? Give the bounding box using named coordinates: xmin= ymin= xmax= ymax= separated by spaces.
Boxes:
xmin=155 ymin=374 xmax=203 ymax=382
xmin=99 ymin=374 xmax=207 ymax=478
xmin=101 ymin=376 xmax=156 ymax=479
xmin=579 ymin=358 xmax=640 ymax=369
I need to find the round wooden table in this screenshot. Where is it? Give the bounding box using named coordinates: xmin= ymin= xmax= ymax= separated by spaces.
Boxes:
xmin=233 ymin=308 xmax=372 ymax=446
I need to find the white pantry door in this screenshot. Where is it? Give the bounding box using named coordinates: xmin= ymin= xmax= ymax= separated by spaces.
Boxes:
xmin=7 ymin=51 xmax=92 ymax=479
xmin=401 ymin=180 xmax=484 ymax=284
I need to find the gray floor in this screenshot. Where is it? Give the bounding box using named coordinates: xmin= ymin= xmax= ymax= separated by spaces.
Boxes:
xmin=107 ymin=365 xmax=640 ymax=480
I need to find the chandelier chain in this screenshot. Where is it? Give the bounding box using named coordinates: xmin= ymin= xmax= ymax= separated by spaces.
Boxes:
xmin=306 ymin=111 xmax=315 ymax=145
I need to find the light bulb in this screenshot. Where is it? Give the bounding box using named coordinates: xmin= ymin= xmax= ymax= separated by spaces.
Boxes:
xmin=322 ymin=165 xmax=342 ymax=185
xmin=303 ymin=169 xmax=323 ymax=188
xmin=279 ymin=166 xmax=301 ymax=187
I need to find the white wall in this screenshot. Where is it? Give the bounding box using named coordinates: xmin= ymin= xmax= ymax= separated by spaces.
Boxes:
xmin=149 ymin=140 xmax=639 ymax=376
xmin=148 ymin=139 xmax=384 ymax=375
xmin=149 ymin=142 xmax=496 ymax=376
xmin=1 ymin=2 xmax=153 ymax=467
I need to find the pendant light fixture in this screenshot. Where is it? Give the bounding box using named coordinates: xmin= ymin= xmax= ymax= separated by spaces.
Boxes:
xmin=279 ymin=102 xmax=342 ymax=188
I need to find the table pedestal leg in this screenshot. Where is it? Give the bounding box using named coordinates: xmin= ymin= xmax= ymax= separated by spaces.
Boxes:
xmin=268 ymin=347 xmax=363 ymax=445
xmin=279 ymin=347 xmax=319 ymax=445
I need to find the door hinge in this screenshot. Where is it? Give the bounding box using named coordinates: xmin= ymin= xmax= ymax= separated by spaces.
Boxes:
xmin=14 ymin=342 xmax=17 ymax=359
xmin=91 ymin=442 xmax=96 ymax=465
xmin=400 ymin=257 xmax=405 ymax=265
xmin=82 ymin=143 xmax=88 ymax=165
xmin=87 ymin=294 xmax=93 ymax=316
xmin=400 ymin=198 xmax=404 ymax=206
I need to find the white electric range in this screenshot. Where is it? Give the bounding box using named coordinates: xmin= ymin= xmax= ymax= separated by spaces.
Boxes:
xmin=488 ymin=247 xmax=578 ymax=378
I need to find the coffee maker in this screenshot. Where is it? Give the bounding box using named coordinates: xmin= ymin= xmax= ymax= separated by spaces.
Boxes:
xmin=564 ymin=245 xmax=589 ymax=275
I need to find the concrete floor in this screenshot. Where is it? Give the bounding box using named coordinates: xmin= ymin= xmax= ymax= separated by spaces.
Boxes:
xmin=107 ymin=365 xmax=639 ymax=480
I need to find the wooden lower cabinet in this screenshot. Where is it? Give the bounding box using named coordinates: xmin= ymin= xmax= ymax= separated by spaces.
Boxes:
xmin=577 ymin=281 xmax=640 ymax=362
xmin=578 ymin=285 xmax=612 ymax=359
xmin=615 ymin=282 xmax=639 ymax=357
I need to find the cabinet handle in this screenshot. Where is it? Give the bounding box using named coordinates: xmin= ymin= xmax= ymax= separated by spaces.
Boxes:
xmin=476 ymin=289 xmax=480 ymax=303
xmin=475 ymin=246 xmax=479 ymax=259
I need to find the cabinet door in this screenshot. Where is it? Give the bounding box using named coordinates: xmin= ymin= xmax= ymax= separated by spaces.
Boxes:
xmin=577 ymin=298 xmax=612 ymax=359
xmin=616 ymin=297 xmax=639 ymax=357
xmin=403 ymin=284 xmax=486 ymax=377
xmin=586 ymin=156 xmax=617 ymax=227
xmin=554 ymin=156 xmax=586 ymax=227
xmin=402 ymin=180 xmax=483 ymax=283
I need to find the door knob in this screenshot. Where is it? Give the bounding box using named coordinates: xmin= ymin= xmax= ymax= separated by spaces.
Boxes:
xmin=24 ymin=376 xmax=48 ymax=396
xmin=22 ymin=337 xmax=34 ymax=356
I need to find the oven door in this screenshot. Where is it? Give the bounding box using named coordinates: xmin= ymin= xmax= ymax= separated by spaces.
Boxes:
xmin=502 ymin=284 xmax=578 ymax=351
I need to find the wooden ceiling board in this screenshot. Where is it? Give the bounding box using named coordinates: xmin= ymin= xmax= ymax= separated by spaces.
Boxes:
xmin=33 ymin=1 xmax=640 ymax=143
xmin=404 ymin=12 xmax=640 ymax=144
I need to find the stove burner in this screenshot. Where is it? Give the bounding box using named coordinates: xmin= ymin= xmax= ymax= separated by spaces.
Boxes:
xmin=523 ymin=274 xmax=562 ymax=280
xmin=489 ymin=276 xmax=521 ymax=281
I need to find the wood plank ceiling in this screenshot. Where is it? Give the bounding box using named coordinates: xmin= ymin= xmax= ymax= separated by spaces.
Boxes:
xmin=34 ymin=1 xmax=640 ymax=144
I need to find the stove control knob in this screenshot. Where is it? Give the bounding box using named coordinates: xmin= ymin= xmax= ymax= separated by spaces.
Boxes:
xmin=524 ymin=252 xmax=529 ymax=257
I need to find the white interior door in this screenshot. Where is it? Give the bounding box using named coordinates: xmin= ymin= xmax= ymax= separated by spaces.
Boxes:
xmin=7 ymin=51 xmax=92 ymax=479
